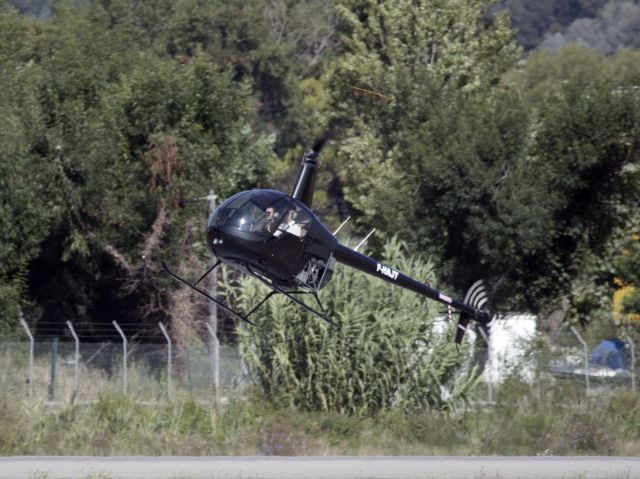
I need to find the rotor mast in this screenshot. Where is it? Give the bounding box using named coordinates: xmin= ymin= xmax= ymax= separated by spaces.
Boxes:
xmin=291 ymin=149 xmax=320 ymax=208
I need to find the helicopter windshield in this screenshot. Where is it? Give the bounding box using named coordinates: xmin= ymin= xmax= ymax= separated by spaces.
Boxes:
xmin=209 ymin=190 xmax=311 ymax=239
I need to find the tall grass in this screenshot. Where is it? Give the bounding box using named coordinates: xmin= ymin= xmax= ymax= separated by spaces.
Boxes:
xmin=1 ymin=379 xmax=639 ymax=456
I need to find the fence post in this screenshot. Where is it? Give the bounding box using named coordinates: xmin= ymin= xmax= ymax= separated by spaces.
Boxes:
xmin=570 ymin=326 xmax=590 ymax=395
xmin=66 ymin=321 xmax=80 ymax=395
xmin=624 ymin=333 xmax=636 ymax=394
xmin=19 ymin=315 xmax=34 ymax=399
xmin=207 ymin=190 xmax=220 ymax=403
xmin=49 ymin=337 xmax=58 ymax=400
xmin=159 ymin=323 xmax=172 ymax=401
xmin=206 ymin=323 xmax=220 ymax=406
xmin=478 ymin=327 xmax=493 ymax=404
xmin=112 ymin=321 xmax=127 ymax=395
xmin=186 ymin=348 xmax=193 ymax=392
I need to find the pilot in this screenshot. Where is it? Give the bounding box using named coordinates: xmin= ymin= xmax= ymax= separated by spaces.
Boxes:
xmin=255 ymin=206 xmax=277 ymax=233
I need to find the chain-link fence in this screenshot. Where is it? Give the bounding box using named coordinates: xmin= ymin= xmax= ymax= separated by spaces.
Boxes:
xmin=0 ymin=339 xmax=243 ymax=403
xmin=2 ymin=320 xmax=638 ymax=406
xmin=476 ymin=317 xmax=638 ymax=403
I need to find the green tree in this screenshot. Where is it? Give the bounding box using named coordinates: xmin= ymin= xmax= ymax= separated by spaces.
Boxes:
xmin=513 ymin=77 xmax=640 ymax=321
xmin=340 ymin=78 xmax=533 ymax=295
xmin=0 ymin=2 xmax=278 ymax=336
xmin=318 ymin=0 xmax=640 ymax=327
xmin=227 ymin=238 xmax=479 ymax=414
xmin=325 ymin=0 xmax=519 ymax=99
xmin=0 ymin=10 xmax=53 ymax=331
xmin=504 ymin=45 xmax=640 ymax=106
xmin=613 ymin=230 xmax=640 ymax=321
xmin=163 ymin=0 xmax=339 ymax=153
xmin=316 ymin=0 xmax=525 ymax=293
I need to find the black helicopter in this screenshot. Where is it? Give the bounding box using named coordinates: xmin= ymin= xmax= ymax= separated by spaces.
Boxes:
xmin=162 ymin=143 xmax=492 ymax=344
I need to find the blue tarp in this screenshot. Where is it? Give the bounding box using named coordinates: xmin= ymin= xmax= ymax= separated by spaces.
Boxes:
xmin=590 ymin=338 xmax=628 ymax=370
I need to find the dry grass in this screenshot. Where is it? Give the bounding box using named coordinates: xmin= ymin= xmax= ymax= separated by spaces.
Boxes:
xmin=1 ymin=343 xmax=639 ymax=457
xmin=1 ymin=381 xmax=639 ymax=457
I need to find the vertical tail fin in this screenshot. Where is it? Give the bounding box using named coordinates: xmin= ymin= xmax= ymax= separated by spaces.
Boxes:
xmin=455 ymin=314 xmax=471 ymax=344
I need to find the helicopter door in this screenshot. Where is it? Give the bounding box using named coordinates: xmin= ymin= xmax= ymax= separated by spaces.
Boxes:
xmin=268 ymin=203 xmax=312 ymax=275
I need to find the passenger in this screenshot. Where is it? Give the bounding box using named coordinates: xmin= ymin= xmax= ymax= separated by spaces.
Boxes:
xmin=275 ymin=210 xmax=304 ymax=237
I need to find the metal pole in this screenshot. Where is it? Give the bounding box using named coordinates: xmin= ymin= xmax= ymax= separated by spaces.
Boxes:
xmin=112 ymin=321 xmax=127 ymax=395
xmin=186 ymin=348 xmax=193 ymax=392
xmin=478 ymin=327 xmax=492 ymax=404
xmin=66 ymin=321 xmax=80 ymax=394
xmin=159 ymin=323 xmax=172 ymax=401
xmin=570 ymin=326 xmax=590 ymax=395
xmin=623 ymin=333 xmax=636 ymax=394
xmin=19 ymin=315 xmax=34 ymax=399
xmin=208 ymin=190 xmax=220 ymax=404
xmin=49 ymin=337 xmax=58 ymax=400
xmin=206 ymin=323 xmax=220 ymax=405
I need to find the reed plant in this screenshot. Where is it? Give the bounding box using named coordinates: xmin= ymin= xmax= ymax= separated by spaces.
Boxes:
xmin=226 ymin=237 xmax=480 ymax=415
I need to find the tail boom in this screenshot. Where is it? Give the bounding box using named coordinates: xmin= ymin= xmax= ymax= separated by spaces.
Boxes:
xmin=332 ymin=243 xmax=489 ymax=322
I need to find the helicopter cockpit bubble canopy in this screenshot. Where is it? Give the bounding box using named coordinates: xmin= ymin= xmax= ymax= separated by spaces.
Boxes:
xmin=207 ymin=189 xmax=337 ymax=264
xmin=208 ymin=190 xmax=282 ymax=235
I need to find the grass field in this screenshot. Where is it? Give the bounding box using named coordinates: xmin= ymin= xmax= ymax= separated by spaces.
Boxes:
xmin=1 ymin=376 xmax=639 ymax=457
xmin=1 ymin=335 xmax=639 ymax=457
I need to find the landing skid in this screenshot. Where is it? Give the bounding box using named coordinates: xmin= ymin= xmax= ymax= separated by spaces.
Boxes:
xmin=161 ymin=261 xmax=337 ymax=327
xmin=246 ymin=266 xmax=337 ymax=327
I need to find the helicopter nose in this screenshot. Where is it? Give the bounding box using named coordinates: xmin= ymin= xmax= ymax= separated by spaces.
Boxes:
xmin=207 ymin=227 xmax=223 ymax=253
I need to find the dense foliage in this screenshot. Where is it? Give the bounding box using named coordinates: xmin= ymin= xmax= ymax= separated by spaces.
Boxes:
xmin=227 ymin=238 xmax=479 ymax=414
xmin=0 ymin=2 xmax=281 ymax=337
xmin=319 ymin=0 xmax=640 ymax=323
xmin=1 ymin=0 xmax=639 ymax=374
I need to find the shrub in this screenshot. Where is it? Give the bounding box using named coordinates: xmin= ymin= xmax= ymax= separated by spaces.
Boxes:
xmin=226 ymin=237 xmax=480 ymax=415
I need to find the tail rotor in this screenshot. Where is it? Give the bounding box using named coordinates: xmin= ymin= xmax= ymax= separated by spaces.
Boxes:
xmin=455 ymin=280 xmax=492 ymax=344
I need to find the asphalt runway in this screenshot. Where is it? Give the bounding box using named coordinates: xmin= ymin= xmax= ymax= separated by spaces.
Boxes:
xmin=1 ymin=456 xmax=639 ymax=479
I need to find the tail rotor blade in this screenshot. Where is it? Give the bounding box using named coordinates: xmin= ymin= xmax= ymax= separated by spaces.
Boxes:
xmin=455 ymin=280 xmax=492 ymax=344
xmin=464 ymin=279 xmax=489 ymax=309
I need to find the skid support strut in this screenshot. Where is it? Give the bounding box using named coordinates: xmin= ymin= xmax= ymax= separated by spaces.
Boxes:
xmin=161 ymin=261 xmax=255 ymax=326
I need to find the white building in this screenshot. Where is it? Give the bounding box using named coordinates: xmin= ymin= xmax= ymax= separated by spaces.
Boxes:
xmin=482 ymin=313 xmax=538 ymax=384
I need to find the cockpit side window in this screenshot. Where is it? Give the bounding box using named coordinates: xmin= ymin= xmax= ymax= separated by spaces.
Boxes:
xmin=233 ymin=201 xmax=264 ymax=232
xmin=210 ymin=191 xmax=315 ymax=241
xmin=219 ymin=194 xmax=285 ymax=237
xmin=208 ymin=193 xmax=249 ymax=228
